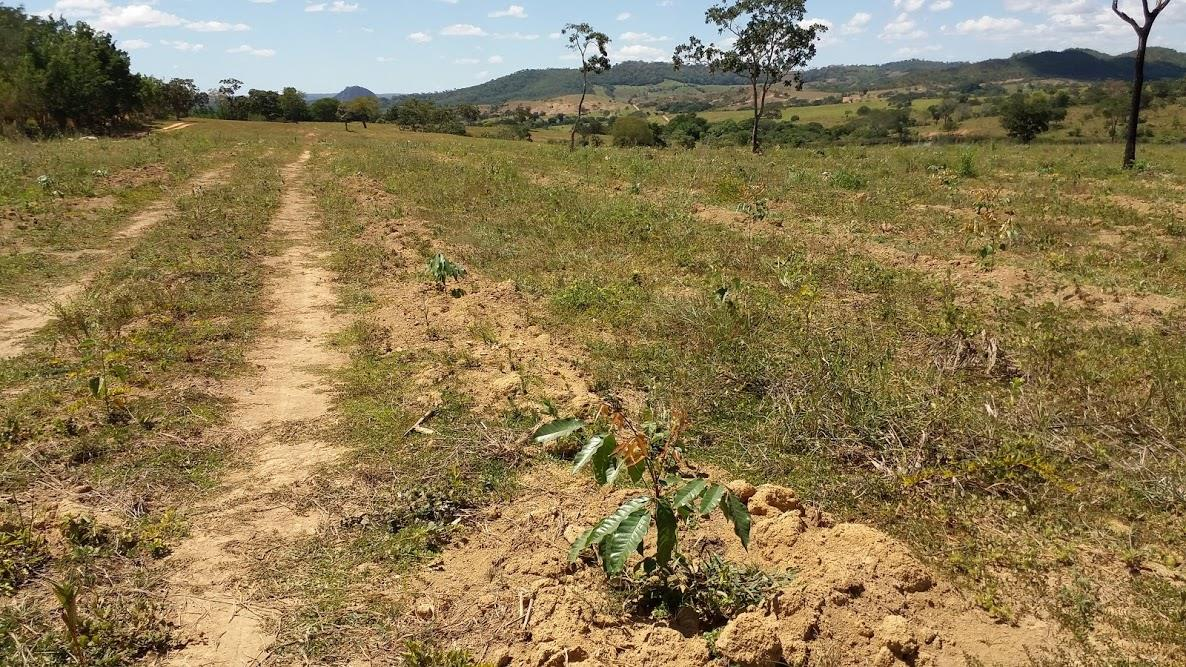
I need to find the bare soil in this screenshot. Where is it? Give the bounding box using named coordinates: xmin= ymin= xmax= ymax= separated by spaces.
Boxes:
xmin=399 ymin=467 xmax=1060 ymax=667
xmin=162 ymin=150 xmax=347 ymax=666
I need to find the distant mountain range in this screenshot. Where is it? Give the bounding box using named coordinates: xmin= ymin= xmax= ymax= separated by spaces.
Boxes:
xmin=311 ymin=47 xmax=1186 ymax=107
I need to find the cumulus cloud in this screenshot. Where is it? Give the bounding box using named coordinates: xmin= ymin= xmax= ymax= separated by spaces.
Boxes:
xmin=880 ymin=13 xmax=926 ymax=41
xmin=841 ymin=12 xmax=872 ymax=35
xmin=227 ymin=44 xmax=275 ymax=57
xmin=441 ymin=23 xmax=488 ymax=37
xmin=36 ymin=1 xmax=252 ymax=33
xmin=305 ymin=1 xmax=359 ymax=13
xmin=489 ymin=5 xmax=526 ymax=19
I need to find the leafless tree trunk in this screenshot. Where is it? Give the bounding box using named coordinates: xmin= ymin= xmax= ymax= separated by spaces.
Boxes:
xmin=571 ymin=70 xmax=588 ymax=151
xmin=1113 ymin=0 xmax=1173 ymax=168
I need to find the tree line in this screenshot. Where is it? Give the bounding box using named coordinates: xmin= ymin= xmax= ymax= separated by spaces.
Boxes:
xmin=1 ymin=7 xmax=142 ymax=136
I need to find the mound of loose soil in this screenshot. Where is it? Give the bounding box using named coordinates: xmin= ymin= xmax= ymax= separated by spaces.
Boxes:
xmin=399 ymin=467 xmax=1058 ymax=667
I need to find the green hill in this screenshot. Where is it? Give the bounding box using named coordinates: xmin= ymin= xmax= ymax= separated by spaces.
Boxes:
xmin=380 ymin=49 xmax=1186 ymax=107
xmin=401 ymin=62 xmax=748 ymax=106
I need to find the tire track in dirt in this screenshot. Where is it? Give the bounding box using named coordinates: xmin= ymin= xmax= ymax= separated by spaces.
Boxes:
xmin=161 ymin=149 xmax=347 ymax=667
xmin=0 ymin=166 xmax=228 ymax=359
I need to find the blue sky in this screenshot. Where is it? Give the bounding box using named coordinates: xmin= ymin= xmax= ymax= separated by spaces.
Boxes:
xmin=17 ymin=1 xmax=1186 ymax=94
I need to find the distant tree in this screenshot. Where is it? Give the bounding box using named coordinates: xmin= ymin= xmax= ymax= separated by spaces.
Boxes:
xmin=309 ymin=97 xmax=340 ymax=122
xmin=246 ymin=89 xmax=282 ymax=121
xmin=162 ymin=78 xmax=199 ymax=120
xmin=562 ymin=23 xmax=611 ymax=150
xmin=138 ymin=76 xmax=168 ymax=118
xmin=928 ymin=98 xmax=960 ymax=130
xmin=1112 ymin=0 xmax=1173 ymax=168
xmin=386 ymin=98 xmax=466 ymax=135
xmin=1095 ymin=89 xmax=1128 ymax=142
xmin=455 ymin=103 xmax=481 ymax=123
xmin=218 ymin=78 xmax=243 ymax=97
xmin=674 ymin=0 xmax=825 ymax=154
xmin=215 ymin=78 xmax=247 ymax=120
xmin=279 ymin=87 xmax=308 ymax=122
xmin=663 ymin=113 xmax=710 ymax=148
xmin=610 ymin=115 xmax=656 ymax=147
xmin=999 ymin=93 xmax=1065 ymax=144
xmin=339 ymin=96 xmax=379 ymax=129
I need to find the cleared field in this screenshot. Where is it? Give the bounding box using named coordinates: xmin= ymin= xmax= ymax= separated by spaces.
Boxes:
xmin=2 ymin=120 xmax=1184 ymax=666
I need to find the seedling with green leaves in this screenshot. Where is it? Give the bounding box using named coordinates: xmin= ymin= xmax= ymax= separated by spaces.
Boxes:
xmin=426 ymin=253 xmax=467 ymax=289
xmin=533 ymin=409 xmax=751 ymax=576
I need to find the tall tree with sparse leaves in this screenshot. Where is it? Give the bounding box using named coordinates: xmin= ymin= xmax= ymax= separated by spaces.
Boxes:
xmin=562 ymin=23 xmax=611 ymax=151
xmin=1112 ymin=0 xmax=1173 ymax=168
xmin=674 ymin=0 xmax=825 ymax=154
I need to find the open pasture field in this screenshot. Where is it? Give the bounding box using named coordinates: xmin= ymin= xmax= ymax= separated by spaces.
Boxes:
xmin=2 ymin=119 xmax=1184 ymax=666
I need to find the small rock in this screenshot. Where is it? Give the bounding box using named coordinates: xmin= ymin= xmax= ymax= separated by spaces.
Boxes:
xmin=414 ymin=600 xmax=435 ymax=619
xmin=873 ymin=646 xmax=899 ymax=667
xmin=878 ymin=615 xmax=919 ymax=660
xmin=715 ymin=612 xmax=784 ymax=667
xmin=727 ymin=480 xmax=757 ymax=501
xmin=749 ymin=486 xmax=802 ymax=516
xmin=73 ymin=484 xmax=93 ymax=495
xmin=562 ymin=524 xmax=586 ymax=544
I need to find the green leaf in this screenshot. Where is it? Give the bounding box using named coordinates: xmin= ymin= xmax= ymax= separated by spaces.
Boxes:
xmin=604 ymin=509 xmax=652 ymax=574
xmin=672 ymin=479 xmax=708 ymax=510
xmin=720 ymin=492 xmax=751 ymax=549
xmin=591 ymin=434 xmax=617 ymax=485
xmin=585 ymin=496 xmax=650 ymax=551
xmin=567 ymin=527 xmax=595 ymax=563
xmin=699 ymin=484 xmax=727 ymax=516
xmin=627 ymin=460 xmax=646 ymax=483
xmin=536 ymin=418 xmax=586 ymax=445
xmin=572 ymin=433 xmax=605 ymax=472
xmin=605 ymin=461 xmax=624 ymax=486
xmin=88 ymin=376 xmax=106 ymax=400
xmin=655 ymin=502 xmax=677 ymax=567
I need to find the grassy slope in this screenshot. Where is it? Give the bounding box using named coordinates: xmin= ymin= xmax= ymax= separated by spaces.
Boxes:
xmin=3 ymin=120 xmax=1184 ymax=663
xmin=310 ymin=125 xmax=1184 ymax=662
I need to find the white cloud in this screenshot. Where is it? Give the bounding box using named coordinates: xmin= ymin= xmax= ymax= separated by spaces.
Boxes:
xmin=930 ymin=0 xmax=953 ymax=11
xmin=120 ymin=37 xmax=150 ymax=49
xmin=488 ymin=55 xmax=504 ymax=64
xmin=616 ymin=44 xmax=666 ymax=61
xmin=441 ymin=23 xmax=488 ymax=36
xmin=841 ymin=12 xmax=872 ymax=35
xmin=494 ymin=31 xmax=539 ymax=40
xmin=616 ymin=12 xmax=631 ymax=21
xmin=38 ymin=1 xmax=254 ymax=34
xmin=489 ymin=5 xmax=526 ymax=19
xmin=894 ymin=0 xmax=925 ymax=12
xmin=620 ymin=31 xmax=669 ymax=43
xmin=954 ymin=16 xmax=1025 ymax=34
xmin=186 ymin=20 xmax=250 ymax=32
xmin=227 ymin=44 xmax=275 ymax=57
xmin=880 ymin=13 xmax=926 ymax=41
xmin=408 ymin=31 xmax=432 ymax=43
xmin=161 ymin=39 xmax=204 ymax=52
xmin=94 ymin=5 xmax=184 ymax=31
xmin=305 ymin=1 xmax=359 ymax=13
